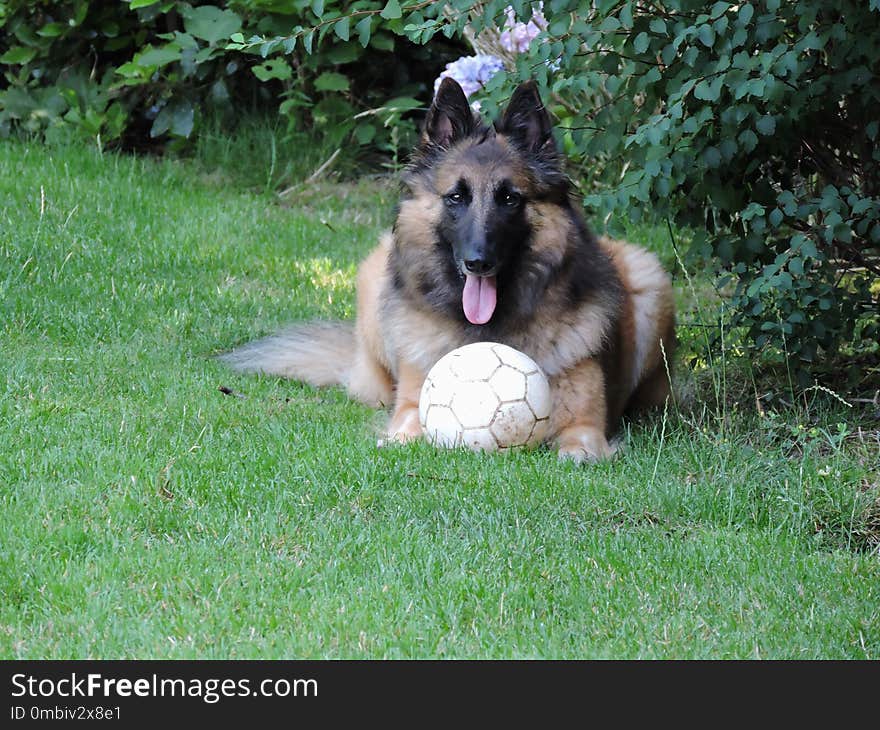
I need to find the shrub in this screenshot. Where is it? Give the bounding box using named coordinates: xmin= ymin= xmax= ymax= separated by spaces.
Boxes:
xmin=0 ymin=1 xmax=460 ymax=155
xmin=231 ymin=0 xmax=880 ymax=388
xmin=429 ymin=0 xmax=880 ymax=389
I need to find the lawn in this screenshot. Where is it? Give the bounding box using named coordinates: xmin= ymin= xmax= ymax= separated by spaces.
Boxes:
xmin=1 ymin=138 xmax=878 ymax=659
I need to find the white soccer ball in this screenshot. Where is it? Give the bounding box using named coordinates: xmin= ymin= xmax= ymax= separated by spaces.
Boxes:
xmin=418 ymin=342 xmax=552 ymax=451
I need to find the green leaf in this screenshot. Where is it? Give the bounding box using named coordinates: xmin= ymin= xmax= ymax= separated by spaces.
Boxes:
xmin=150 ymin=99 xmax=194 ymax=138
xmin=0 ymin=47 xmax=38 ymax=64
xmin=741 ymin=202 xmax=765 ymax=220
xmin=703 ymin=146 xmax=722 ymax=168
xmin=172 ymin=31 xmax=199 ymax=51
xmin=129 ymin=0 xmax=161 ymax=8
xmin=769 ymin=208 xmax=784 ymax=227
xmin=194 ymin=46 xmax=218 ymax=64
xmin=314 ymin=72 xmax=350 ymax=92
xmin=356 ymin=16 xmax=372 ymax=48
xmin=115 ymin=61 xmax=148 ymax=78
xmin=549 ymin=17 xmax=570 ymax=36
xmin=134 ymin=44 xmax=182 ymax=67
xmin=311 ymin=0 xmax=325 ymax=17
xmin=252 ymin=59 xmax=292 ymax=82
xmin=382 ymin=96 xmax=422 ymax=114
xmin=738 ymin=128 xmax=758 ymax=152
xmin=619 ymin=3 xmax=634 ymax=29
xmin=649 ymin=19 xmax=666 ymax=34
xmin=698 ymin=25 xmax=716 ymax=47
xmin=755 ymin=115 xmax=776 ymax=135
xmin=792 ymin=234 xmax=818 ymax=259
xmin=334 ymin=17 xmax=350 ymax=42
xmin=633 ymin=32 xmax=650 ymax=54
xmin=37 ymin=22 xmax=67 ymax=37
xmin=719 ymin=137 xmax=737 ymax=160
xmin=303 ymin=30 xmax=315 ymax=54
xmin=778 ymin=190 xmax=797 ymax=215
xmin=380 ymin=0 xmax=402 ymax=20
xmin=182 ymin=6 xmax=242 ymax=45
xmin=354 ymin=123 xmax=376 ymax=145
xmin=736 ymin=77 xmax=764 ymax=99
xmin=852 ymin=198 xmax=875 ymax=216
xmin=694 ymin=77 xmax=723 ymax=101
xmin=738 ymin=3 xmax=754 ymax=26
xmin=710 ymin=1 xmax=731 ymax=18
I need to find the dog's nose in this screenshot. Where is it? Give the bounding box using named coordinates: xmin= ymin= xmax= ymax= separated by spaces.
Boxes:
xmin=464 ymin=259 xmax=495 ymax=276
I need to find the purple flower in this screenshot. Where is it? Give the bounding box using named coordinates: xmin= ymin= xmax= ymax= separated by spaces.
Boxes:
xmin=431 ymin=5 xmax=549 ymax=107
xmin=499 ymin=3 xmax=547 ymax=53
xmin=433 ymin=54 xmax=506 ymax=99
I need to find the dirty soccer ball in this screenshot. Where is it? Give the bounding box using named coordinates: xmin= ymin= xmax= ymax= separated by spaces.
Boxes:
xmin=418 ymin=342 xmax=552 ymax=451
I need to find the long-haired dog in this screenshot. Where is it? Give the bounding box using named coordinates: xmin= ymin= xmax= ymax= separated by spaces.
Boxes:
xmin=223 ymin=78 xmax=675 ymax=462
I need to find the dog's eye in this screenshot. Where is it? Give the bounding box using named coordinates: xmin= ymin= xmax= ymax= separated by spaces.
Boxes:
xmin=502 ymin=192 xmax=522 ymax=207
xmin=446 ymin=192 xmax=465 ymax=205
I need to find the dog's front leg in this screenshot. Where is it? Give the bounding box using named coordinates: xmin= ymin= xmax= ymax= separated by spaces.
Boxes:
xmin=382 ymin=360 xmax=425 ymax=445
xmin=550 ymin=358 xmax=616 ymax=463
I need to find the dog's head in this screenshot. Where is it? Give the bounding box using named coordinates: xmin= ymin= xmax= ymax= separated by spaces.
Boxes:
xmin=395 ymin=78 xmax=573 ymax=327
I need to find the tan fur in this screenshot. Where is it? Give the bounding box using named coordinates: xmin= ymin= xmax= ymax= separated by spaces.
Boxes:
xmin=225 ymin=229 xmax=674 ymax=461
xmin=600 ymin=237 xmax=676 ymax=406
xmin=219 ymin=320 xmax=356 ymax=385
xmin=225 ymin=103 xmax=675 ymax=461
xmin=384 ymin=360 xmax=425 ymax=443
xmin=344 ymin=227 xmax=674 ymax=458
xmin=550 ymin=358 xmax=616 ymax=462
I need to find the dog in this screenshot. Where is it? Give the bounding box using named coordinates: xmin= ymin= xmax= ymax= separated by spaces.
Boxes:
xmin=222 ymin=78 xmax=676 ymax=462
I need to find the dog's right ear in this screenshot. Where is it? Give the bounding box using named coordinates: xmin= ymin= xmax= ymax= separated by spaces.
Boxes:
xmin=422 ymin=78 xmax=476 ymax=148
xmin=497 ymin=80 xmax=553 ymax=153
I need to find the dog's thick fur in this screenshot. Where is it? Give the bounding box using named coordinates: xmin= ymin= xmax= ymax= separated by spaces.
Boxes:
xmin=222 ymin=79 xmax=676 ymax=461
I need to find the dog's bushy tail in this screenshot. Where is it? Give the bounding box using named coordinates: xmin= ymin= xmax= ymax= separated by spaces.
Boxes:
xmin=219 ymin=322 xmax=355 ymax=388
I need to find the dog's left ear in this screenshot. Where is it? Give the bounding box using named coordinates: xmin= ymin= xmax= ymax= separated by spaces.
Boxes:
xmin=497 ymin=81 xmax=553 ymax=152
xmin=423 ymin=77 xmax=477 ymax=148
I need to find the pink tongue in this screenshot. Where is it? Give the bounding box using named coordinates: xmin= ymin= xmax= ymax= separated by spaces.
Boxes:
xmin=462 ymin=274 xmax=497 ymax=325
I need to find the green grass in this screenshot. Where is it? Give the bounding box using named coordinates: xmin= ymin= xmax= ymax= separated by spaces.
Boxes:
xmin=1 ymin=138 xmax=878 ymax=659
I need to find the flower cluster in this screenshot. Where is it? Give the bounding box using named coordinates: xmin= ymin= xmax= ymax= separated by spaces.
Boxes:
xmin=433 ymin=4 xmax=547 ymax=103
xmin=499 ymin=5 xmax=547 ymax=54
xmin=433 ymin=54 xmax=507 ymax=100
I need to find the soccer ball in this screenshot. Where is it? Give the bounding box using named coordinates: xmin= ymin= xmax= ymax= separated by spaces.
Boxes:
xmin=418 ymin=342 xmax=552 ymax=451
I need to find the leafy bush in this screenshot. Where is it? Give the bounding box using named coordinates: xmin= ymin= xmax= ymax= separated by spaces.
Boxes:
xmin=434 ymin=0 xmax=880 ymax=388
xmin=0 ymin=1 xmax=460 ymax=155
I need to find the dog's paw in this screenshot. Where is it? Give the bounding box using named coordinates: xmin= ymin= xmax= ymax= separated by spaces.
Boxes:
xmin=556 ymin=428 xmax=616 ymax=464
xmin=378 ymin=410 xmax=423 ymax=447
